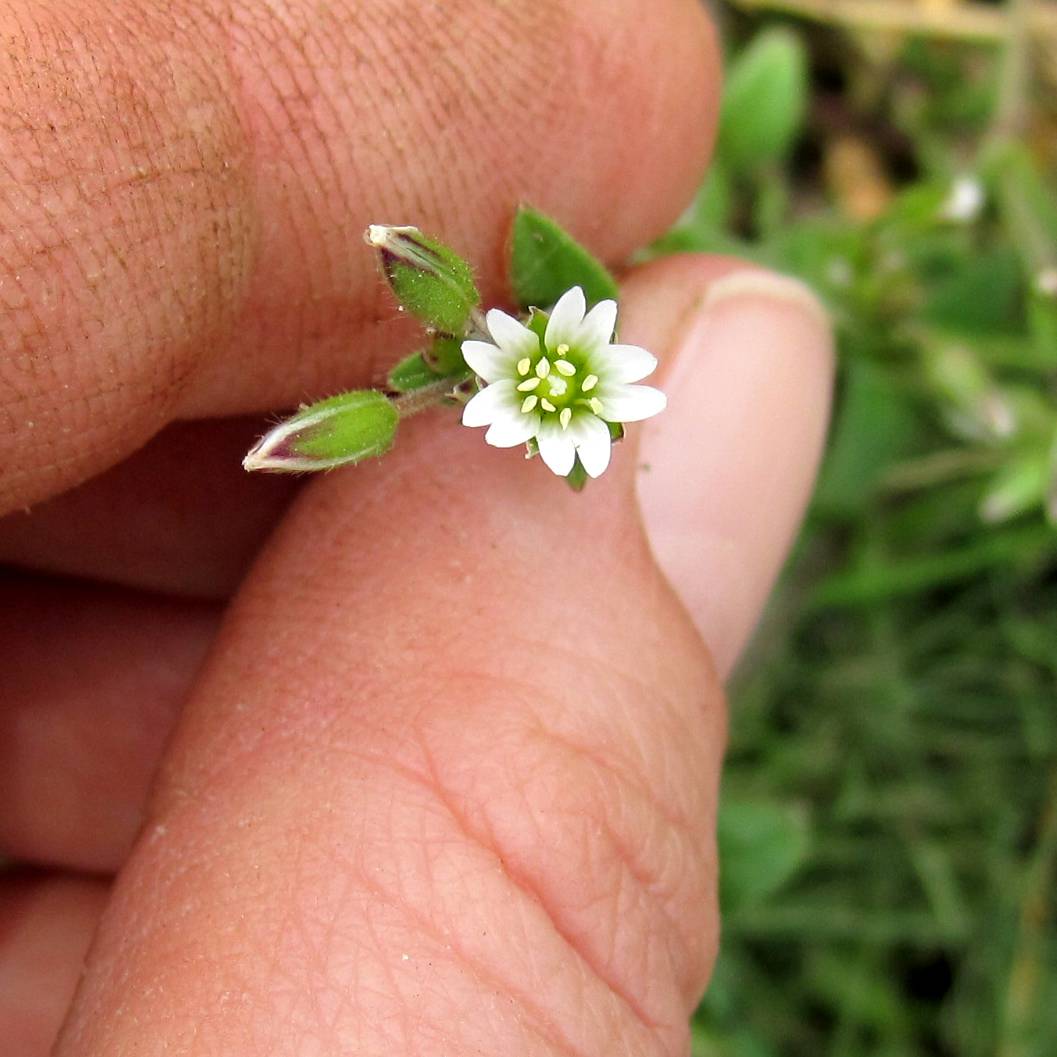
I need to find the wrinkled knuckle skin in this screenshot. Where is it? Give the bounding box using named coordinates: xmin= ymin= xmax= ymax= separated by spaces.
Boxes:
xmin=410 ymin=672 xmax=724 ymax=1047
xmin=0 ymin=0 xmax=256 ymax=513
xmin=62 ymin=651 xmax=724 ymax=1057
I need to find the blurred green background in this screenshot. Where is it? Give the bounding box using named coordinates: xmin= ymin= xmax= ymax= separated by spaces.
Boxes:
xmin=657 ymin=2 xmax=1057 ymax=1054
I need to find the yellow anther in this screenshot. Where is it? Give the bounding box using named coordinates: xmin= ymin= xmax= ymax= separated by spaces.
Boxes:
xmin=559 ymin=407 xmax=572 ymax=430
xmin=541 ymin=398 xmax=557 ymax=413
xmin=589 ymin=397 xmax=604 ymax=415
xmin=535 ymin=357 xmax=551 ymax=378
xmin=555 ymin=360 xmax=576 ymax=377
xmin=517 ymin=377 xmax=541 ymax=392
xmin=521 ymin=395 xmax=539 ymax=413
xmin=582 ymin=374 xmax=598 ymax=392
xmin=516 ymin=357 xmax=532 ymax=376
xmin=556 ymin=343 xmax=570 ymax=356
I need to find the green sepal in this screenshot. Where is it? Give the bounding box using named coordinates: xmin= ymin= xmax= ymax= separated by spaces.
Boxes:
xmin=564 ymin=459 xmax=589 ymax=492
xmin=243 ymin=389 xmax=398 ymax=473
xmin=367 ymin=225 xmax=480 ymax=335
xmin=607 ymin=421 xmax=625 ymax=443
xmin=525 ymin=306 xmax=549 ymax=344
xmin=390 ymin=335 xmax=474 ymax=394
xmin=511 ymin=206 xmax=619 ymax=311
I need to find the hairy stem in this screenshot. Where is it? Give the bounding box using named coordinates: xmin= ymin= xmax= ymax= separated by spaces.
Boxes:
xmin=391 ymin=375 xmax=470 ymax=419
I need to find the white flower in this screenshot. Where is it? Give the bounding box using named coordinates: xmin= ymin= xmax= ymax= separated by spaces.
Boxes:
xmin=459 ymin=286 xmax=666 ymax=478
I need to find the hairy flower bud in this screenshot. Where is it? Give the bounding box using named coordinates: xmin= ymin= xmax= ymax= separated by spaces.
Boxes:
xmin=366 ymin=224 xmax=480 ymax=336
xmin=243 ymin=390 xmax=398 ymax=473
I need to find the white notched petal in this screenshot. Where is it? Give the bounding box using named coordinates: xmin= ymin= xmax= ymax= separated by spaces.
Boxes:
xmin=485 ymin=409 xmax=540 ymax=448
xmin=577 ymin=299 xmax=618 ymax=352
xmin=568 ymin=413 xmax=612 ymax=478
xmin=544 ymin=286 xmax=586 ymax=350
xmin=536 ymin=420 xmax=577 ymax=476
xmin=596 ymin=383 xmax=667 ymax=423
xmin=462 ymin=380 xmax=519 ymax=427
xmin=461 ymin=340 xmax=516 ymax=383
xmin=602 ymin=343 xmax=657 ymax=383
xmin=486 ymin=309 xmax=539 ymax=360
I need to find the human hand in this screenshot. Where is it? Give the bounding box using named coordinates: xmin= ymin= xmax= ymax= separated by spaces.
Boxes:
xmin=0 ymin=2 xmax=832 ymax=1054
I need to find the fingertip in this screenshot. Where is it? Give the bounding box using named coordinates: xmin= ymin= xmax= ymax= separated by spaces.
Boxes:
xmin=621 ymin=255 xmax=835 ymax=678
xmin=523 ymin=0 xmax=721 ymax=259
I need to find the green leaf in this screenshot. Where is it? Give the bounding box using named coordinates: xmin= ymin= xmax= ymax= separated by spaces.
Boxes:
xmin=814 ymin=361 xmax=921 ymax=519
xmin=718 ymin=799 xmax=809 ymax=913
xmin=921 ymin=247 xmax=1022 ymax=333
xmin=387 ymin=352 xmax=437 ymax=394
xmin=243 ymin=390 xmax=398 ymax=473
xmin=511 ymin=206 xmax=619 ymax=311
xmin=367 ymin=224 xmax=479 ymax=335
xmin=980 ymin=452 xmax=1051 ymax=524
xmin=718 ymin=29 xmax=808 ymax=173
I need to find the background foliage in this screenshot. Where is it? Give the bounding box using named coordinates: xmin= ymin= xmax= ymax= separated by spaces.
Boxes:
xmin=659 ymin=2 xmax=1057 ymax=1053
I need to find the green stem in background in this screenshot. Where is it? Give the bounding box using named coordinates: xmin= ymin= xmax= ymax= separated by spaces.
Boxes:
xmin=990 ymin=0 xmax=1031 ymax=141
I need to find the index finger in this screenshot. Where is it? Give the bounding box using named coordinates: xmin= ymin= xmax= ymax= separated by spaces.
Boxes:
xmin=0 ymin=0 xmax=719 ymax=514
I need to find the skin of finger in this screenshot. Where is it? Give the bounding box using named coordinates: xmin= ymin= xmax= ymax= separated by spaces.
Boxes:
xmin=0 ymin=420 xmax=301 ymax=599
xmin=56 ymin=414 xmax=725 ymax=1050
xmin=0 ymin=874 xmax=108 ymax=1057
xmin=0 ymin=255 xmax=827 ymax=891
xmin=0 ymin=576 xmax=218 ymax=872
xmin=0 ymin=0 xmax=718 ymax=516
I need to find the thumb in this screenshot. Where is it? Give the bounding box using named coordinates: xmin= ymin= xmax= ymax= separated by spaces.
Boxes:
xmin=54 ymin=257 xmax=823 ymax=1056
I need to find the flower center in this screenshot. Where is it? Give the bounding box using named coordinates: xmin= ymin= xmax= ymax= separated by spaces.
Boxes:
xmin=513 ymin=342 xmax=603 ymax=428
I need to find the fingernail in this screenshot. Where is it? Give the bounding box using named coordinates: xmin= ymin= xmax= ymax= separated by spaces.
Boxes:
xmin=637 ymin=269 xmax=834 ymax=678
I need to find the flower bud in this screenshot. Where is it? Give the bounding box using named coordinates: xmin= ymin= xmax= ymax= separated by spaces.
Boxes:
xmin=366 ymin=224 xmax=479 ymax=336
xmin=243 ymin=390 xmax=398 ymax=473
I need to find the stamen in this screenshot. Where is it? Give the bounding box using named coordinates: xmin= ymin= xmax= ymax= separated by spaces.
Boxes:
xmin=541 ymin=398 xmax=557 ymax=413
xmin=556 ymin=343 xmax=570 ymax=356
xmin=517 ymin=377 xmax=541 ymax=392
xmin=521 ymin=395 xmax=539 ymax=413
xmin=589 ymin=397 xmax=604 ymax=415
xmin=535 ymin=357 xmax=551 ymax=378
xmin=559 ymin=407 xmax=572 ymax=430
xmin=516 ymin=357 xmax=531 ymax=376
xmin=582 ymin=374 xmax=598 ymax=392
xmin=555 ymin=360 xmax=576 ymax=377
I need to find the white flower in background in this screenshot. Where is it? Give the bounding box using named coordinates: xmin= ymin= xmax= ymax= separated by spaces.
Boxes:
xmin=460 ymin=286 xmax=666 ymax=478
xmin=941 ymin=175 xmax=985 ymax=223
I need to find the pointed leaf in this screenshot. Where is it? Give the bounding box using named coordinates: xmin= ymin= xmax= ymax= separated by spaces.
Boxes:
xmin=718 ymin=29 xmax=808 ymax=173
xmin=511 ymin=206 xmax=619 ymax=311
xmin=387 ymin=352 xmax=438 ymax=394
